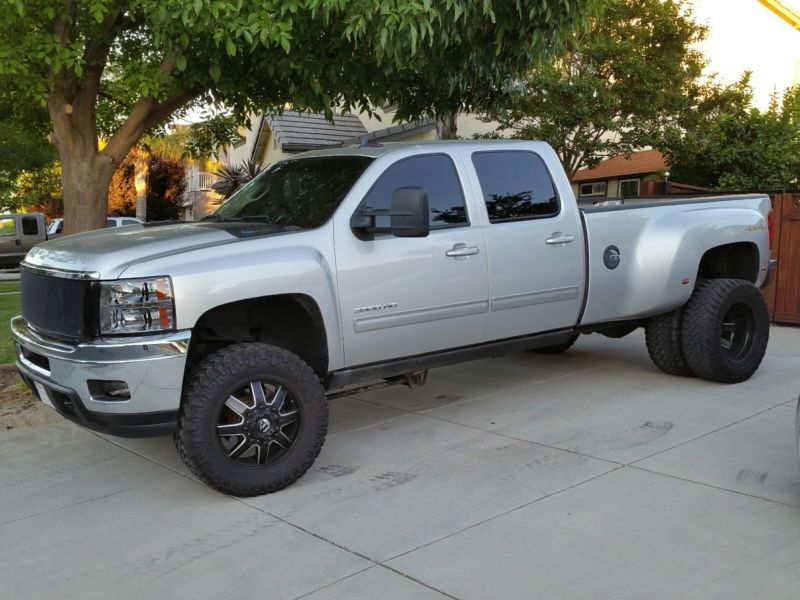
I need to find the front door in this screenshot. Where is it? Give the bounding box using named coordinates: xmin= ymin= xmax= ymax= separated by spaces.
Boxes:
xmin=0 ymin=216 xmax=22 ymax=267
xmin=20 ymin=216 xmax=42 ymax=253
xmin=335 ymin=153 xmax=489 ymax=367
xmin=468 ymin=149 xmax=585 ymax=340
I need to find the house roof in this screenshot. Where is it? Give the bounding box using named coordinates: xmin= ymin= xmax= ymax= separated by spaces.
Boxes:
xmin=571 ymin=150 xmax=666 ymax=182
xmin=266 ymin=111 xmax=368 ymax=151
xmin=339 ymin=118 xmax=436 ymax=145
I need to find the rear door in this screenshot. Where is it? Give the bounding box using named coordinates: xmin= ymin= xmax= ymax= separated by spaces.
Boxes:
xmin=468 ymin=150 xmax=585 ymax=340
xmin=334 ymin=153 xmax=489 ymax=367
xmin=0 ymin=216 xmax=22 ymax=266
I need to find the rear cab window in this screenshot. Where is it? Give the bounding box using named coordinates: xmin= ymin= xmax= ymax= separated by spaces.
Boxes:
xmin=359 ymin=154 xmax=468 ymax=230
xmin=21 ymin=216 xmax=39 ymax=236
xmin=471 ymin=151 xmax=560 ymax=223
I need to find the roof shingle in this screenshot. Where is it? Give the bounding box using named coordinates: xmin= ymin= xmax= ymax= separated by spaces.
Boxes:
xmin=267 ymin=111 xmax=367 ymax=151
xmin=571 ymin=150 xmax=666 ymax=182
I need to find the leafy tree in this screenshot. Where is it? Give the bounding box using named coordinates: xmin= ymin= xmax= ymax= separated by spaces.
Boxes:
xmin=0 ymin=91 xmax=57 ymax=204
xmin=107 ymin=157 xmax=136 ymax=216
xmin=481 ymin=0 xmax=707 ymax=177
xmin=107 ymin=152 xmax=185 ymax=219
xmin=13 ymin=163 xmax=64 ymax=219
xmin=662 ymin=83 xmax=800 ymax=190
xmin=146 ymin=155 xmax=185 ymax=221
xmin=0 ymin=0 xmax=600 ymax=233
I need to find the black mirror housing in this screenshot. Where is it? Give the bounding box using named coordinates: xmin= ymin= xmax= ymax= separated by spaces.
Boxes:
xmin=390 ymin=187 xmax=429 ymax=238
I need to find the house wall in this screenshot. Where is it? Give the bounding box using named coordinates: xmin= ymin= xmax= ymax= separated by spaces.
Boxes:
xmin=571 ymin=178 xmax=620 ymax=200
xmin=358 ymin=107 xmax=496 ymax=140
xmin=221 ymin=113 xmax=262 ymax=167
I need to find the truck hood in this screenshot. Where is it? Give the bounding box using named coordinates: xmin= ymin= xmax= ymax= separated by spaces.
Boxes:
xmin=24 ymin=222 xmax=249 ymax=279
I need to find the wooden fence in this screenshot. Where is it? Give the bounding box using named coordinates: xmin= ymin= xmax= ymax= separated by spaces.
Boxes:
xmin=762 ymin=192 xmax=800 ymax=325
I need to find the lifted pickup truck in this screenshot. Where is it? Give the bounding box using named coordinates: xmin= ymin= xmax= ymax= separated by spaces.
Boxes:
xmin=11 ymin=141 xmax=775 ymax=495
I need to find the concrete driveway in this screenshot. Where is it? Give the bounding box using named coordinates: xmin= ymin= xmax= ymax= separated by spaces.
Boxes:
xmin=2 ymin=327 xmax=799 ymax=599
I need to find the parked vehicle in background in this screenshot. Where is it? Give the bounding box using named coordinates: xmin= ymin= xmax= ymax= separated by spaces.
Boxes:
xmin=11 ymin=140 xmax=775 ymax=496
xmin=47 ymin=216 xmax=143 ymax=238
xmin=0 ymin=213 xmax=47 ymax=268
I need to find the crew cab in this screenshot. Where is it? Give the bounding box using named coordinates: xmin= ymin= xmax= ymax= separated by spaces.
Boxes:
xmin=11 ymin=141 xmax=775 ymax=496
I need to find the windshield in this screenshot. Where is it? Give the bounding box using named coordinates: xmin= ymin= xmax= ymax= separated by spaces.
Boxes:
xmin=211 ymin=155 xmax=374 ymax=229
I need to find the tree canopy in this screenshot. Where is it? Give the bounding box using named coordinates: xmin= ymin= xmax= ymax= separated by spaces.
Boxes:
xmin=481 ymin=0 xmax=707 ymax=177
xmin=0 ymin=0 xmax=601 ymax=232
xmin=661 ymin=82 xmax=800 ymax=190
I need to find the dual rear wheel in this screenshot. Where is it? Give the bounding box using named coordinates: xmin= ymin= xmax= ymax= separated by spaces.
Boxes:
xmin=645 ymin=278 xmax=769 ymax=383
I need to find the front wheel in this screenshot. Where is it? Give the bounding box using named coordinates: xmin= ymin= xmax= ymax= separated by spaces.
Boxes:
xmin=681 ymin=279 xmax=769 ymax=383
xmin=175 ymin=343 xmax=328 ymax=496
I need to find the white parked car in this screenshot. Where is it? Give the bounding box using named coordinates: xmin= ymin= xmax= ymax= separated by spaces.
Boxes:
xmin=47 ymin=216 xmax=143 ymax=238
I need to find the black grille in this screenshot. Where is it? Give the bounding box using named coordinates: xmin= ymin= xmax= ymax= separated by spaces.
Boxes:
xmin=20 ymin=268 xmax=100 ymax=340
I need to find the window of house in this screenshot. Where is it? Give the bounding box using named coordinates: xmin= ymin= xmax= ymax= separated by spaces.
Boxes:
xmin=21 ymin=216 xmax=39 ymax=236
xmin=579 ymin=181 xmax=607 ymax=197
xmin=360 ymin=154 xmax=468 ymax=230
xmin=619 ymin=178 xmax=640 ymax=198
xmin=0 ymin=218 xmax=16 ymax=236
xmin=471 ymin=151 xmax=559 ymax=222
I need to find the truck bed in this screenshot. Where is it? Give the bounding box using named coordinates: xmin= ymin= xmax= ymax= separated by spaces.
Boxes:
xmin=579 ymin=194 xmax=772 ymax=326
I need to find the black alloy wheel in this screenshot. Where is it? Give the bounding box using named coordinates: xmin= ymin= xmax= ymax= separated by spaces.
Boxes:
xmin=719 ymin=303 xmax=756 ymax=362
xmin=175 ymin=343 xmax=328 ymax=496
xmin=681 ymin=278 xmax=769 ymax=383
xmin=216 ymin=380 xmax=301 ymax=465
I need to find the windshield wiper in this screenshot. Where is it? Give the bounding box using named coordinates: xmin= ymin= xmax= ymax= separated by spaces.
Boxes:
xmin=237 ymin=215 xmax=276 ymax=224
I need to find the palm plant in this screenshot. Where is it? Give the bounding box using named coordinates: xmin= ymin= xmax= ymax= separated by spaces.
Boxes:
xmin=212 ymin=159 xmax=264 ymax=199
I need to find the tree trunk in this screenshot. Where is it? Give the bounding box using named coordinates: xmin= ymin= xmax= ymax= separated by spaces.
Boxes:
xmin=60 ymin=153 xmax=116 ymax=235
xmin=133 ymin=152 xmax=148 ymax=222
xmin=48 ymin=96 xmax=119 ymax=235
xmin=436 ymin=113 xmax=458 ymax=140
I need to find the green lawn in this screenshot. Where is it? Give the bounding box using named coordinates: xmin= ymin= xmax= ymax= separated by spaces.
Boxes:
xmin=0 ymin=281 xmax=20 ymax=294
xmin=0 ymin=289 xmax=21 ymax=364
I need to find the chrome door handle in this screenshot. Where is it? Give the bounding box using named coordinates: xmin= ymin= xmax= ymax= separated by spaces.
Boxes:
xmin=545 ymin=233 xmax=575 ymax=245
xmin=446 ymin=244 xmax=481 ymax=258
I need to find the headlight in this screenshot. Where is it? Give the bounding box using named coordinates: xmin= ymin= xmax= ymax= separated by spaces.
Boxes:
xmin=99 ymin=277 xmax=175 ymax=335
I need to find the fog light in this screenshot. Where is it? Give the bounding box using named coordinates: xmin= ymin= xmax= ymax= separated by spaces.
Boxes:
xmin=88 ymin=380 xmax=131 ymax=401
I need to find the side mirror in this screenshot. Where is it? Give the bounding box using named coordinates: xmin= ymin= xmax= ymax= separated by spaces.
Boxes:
xmin=389 ymin=187 xmax=429 ymax=238
xmin=350 ymin=186 xmax=430 ymax=239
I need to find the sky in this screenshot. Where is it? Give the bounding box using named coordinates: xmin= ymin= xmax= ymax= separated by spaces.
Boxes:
xmin=692 ymin=0 xmax=800 ymax=107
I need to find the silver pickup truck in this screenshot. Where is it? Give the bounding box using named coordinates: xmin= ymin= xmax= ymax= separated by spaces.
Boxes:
xmin=11 ymin=141 xmax=775 ymax=495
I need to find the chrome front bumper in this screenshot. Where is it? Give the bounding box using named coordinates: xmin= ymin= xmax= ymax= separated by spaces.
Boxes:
xmin=11 ymin=315 xmax=190 ymax=437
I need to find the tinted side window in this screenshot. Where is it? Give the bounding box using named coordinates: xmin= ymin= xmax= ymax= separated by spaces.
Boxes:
xmin=0 ymin=218 xmax=16 ymax=236
xmin=21 ymin=216 xmax=38 ymax=235
xmin=471 ymin=151 xmax=559 ymax=223
xmin=121 ymin=219 xmax=140 ymax=226
xmin=106 ymin=219 xmax=117 ymax=227
xmin=361 ymin=154 xmax=467 ymax=230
